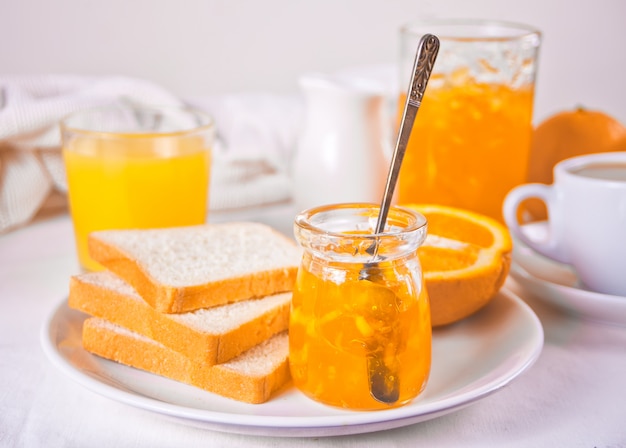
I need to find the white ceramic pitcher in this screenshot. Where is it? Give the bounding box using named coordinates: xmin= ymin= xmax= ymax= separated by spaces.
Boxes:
xmin=291 ymin=73 xmax=392 ymax=212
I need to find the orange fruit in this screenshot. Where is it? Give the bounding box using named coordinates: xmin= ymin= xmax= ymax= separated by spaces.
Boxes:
xmin=403 ymin=204 xmax=512 ymax=327
xmin=526 ymin=107 xmax=626 ymax=220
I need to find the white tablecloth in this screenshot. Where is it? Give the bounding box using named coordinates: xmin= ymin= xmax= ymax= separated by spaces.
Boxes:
xmin=1 ymin=204 xmax=625 ymax=447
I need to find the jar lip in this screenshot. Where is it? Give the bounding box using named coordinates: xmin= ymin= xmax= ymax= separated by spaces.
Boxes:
xmin=294 ymin=202 xmax=427 ymax=238
xmin=401 ymin=18 xmax=541 ymax=42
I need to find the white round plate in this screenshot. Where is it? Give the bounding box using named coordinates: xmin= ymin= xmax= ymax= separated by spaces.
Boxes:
xmin=510 ymin=222 xmax=626 ymax=326
xmin=41 ymin=289 xmax=543 ymax=437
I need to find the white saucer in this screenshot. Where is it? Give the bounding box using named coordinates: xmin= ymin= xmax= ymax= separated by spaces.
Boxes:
xmin=510 ymin=222 xmax=626 ymax=326
xmin=41 ymin=289 xmax=543 ymax=437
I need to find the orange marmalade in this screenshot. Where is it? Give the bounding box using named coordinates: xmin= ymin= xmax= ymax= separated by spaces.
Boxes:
xmin=398 ymin=81 xmax=534 ymax=222
xmin=290 ymin=203 xmax=431 ymax=410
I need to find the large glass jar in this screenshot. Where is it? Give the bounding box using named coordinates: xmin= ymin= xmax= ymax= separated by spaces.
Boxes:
xmin=289 ymin=203 xmax=431 ymax=410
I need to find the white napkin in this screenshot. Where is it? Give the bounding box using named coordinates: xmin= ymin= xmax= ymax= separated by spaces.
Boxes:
xmin=0 ymin=75 xmax=300 ymax=233
xmin=187 ymin=93 xmax=302 ymax=211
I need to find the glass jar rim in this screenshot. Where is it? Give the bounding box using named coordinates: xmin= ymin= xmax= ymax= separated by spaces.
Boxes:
xmin=401 ymin=18 xmax=541 ymax=42
xmin=295 ymin=202 xmax=427 ymax=238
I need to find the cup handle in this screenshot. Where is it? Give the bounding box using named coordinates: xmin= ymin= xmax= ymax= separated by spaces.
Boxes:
xmin=502 ymin=184 xmax=570 ymax=264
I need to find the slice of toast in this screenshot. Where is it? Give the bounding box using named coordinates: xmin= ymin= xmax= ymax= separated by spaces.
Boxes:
xmin=82 ymin=317 xmax=290 ymax=404
xmin=69 ymin=271 xmax=291 ymax=366
xmin=87 ymin=222 xmax=301 ymax=313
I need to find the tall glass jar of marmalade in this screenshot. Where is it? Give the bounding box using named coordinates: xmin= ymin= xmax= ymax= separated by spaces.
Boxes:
xmin=290 ymin=203 xmax=431 ymax=410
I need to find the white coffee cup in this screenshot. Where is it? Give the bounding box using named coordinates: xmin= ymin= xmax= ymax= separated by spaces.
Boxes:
xmin=503 ymin=152 xmax=626 ymax=297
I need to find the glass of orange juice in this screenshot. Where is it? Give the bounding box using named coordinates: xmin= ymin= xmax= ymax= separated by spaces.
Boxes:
xmin=398 ymin=20 xmax=541 ymax=222
xmin=61 ymin=103 xmax=214 ymax=271
xmin=290 ymin=203 xmax=431 ymax=410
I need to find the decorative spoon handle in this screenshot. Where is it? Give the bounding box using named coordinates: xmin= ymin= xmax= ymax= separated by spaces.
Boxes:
xmin=374 ymin=33 xmax=440 ymax=234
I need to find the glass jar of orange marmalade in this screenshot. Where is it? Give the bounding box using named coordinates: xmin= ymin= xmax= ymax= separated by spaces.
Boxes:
xmin=290 ymin=203 xmax=431 ymax=410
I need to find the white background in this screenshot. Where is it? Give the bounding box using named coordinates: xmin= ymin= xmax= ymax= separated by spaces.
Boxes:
xmin=1 ymin=0 xmax=625 ymax=124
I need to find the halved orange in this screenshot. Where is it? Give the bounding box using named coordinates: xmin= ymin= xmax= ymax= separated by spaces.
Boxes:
xmin=403 ymin=204 xmax=512 ymax=327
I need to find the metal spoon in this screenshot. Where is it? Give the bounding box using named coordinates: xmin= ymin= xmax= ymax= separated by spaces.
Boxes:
xmin=362 ymin=33 xmax=439 ymax=405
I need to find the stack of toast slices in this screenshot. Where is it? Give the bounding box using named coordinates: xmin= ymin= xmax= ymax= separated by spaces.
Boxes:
xmin=68 ymin=222 xmax=302 ymax=404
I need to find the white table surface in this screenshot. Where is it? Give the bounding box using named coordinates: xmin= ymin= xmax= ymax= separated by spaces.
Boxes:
xmin=2 ymin=204 xmax=625 ymax=448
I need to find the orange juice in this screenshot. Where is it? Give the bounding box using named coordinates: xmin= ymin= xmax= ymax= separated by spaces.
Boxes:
xmin=290 ymin=203 xmax=431 ymax=410
xmin=63 ymin=134 xmax=211 ymax=271
xmin=398 ymin=82 xmax=534 ymax=221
